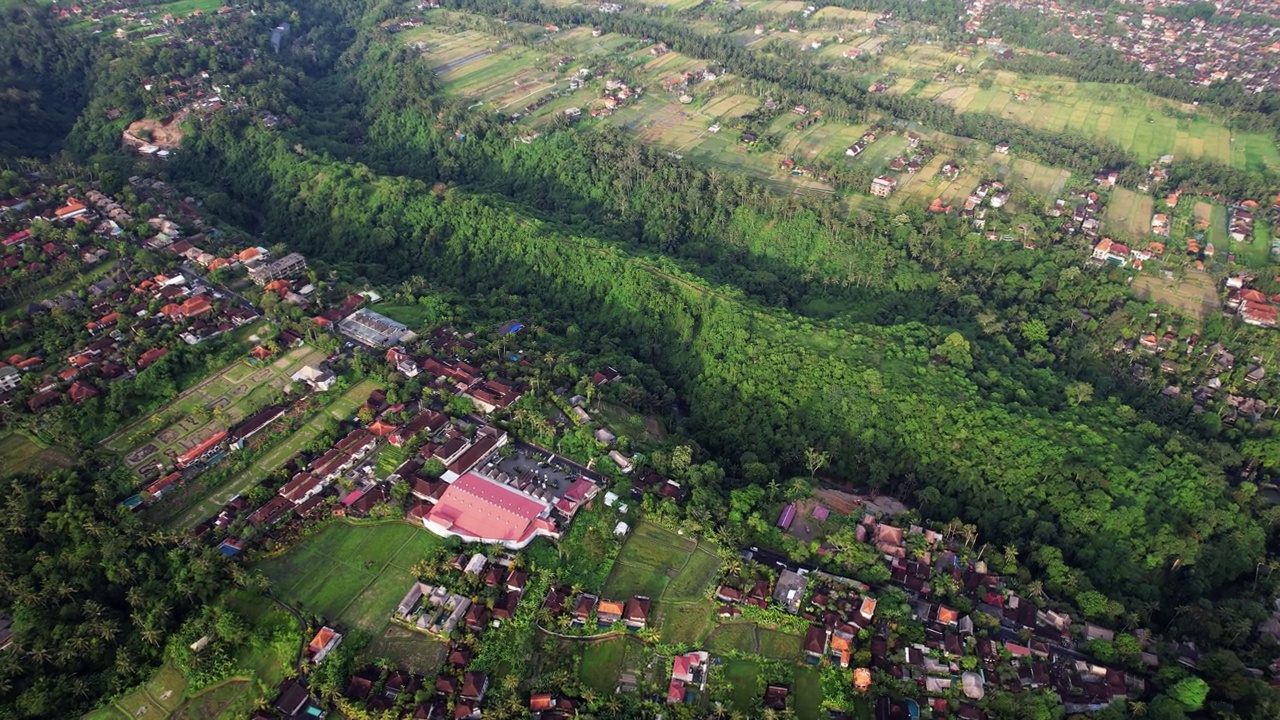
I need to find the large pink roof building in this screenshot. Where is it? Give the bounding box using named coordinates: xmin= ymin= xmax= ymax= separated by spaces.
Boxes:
xmin=418 ymin=472 xmax=559 ymax=549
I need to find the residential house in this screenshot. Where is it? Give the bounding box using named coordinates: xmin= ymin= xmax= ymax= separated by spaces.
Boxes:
xmin=308 ymin=626 xmax=343 ymax=664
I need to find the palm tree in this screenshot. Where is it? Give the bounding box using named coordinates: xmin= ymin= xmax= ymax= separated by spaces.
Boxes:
xmin=1128 ymin=700 xmax=1146 ymax=716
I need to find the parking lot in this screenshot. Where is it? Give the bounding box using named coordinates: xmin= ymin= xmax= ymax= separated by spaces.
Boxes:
xmin=474 ymin=441 xmax=605 ymax=500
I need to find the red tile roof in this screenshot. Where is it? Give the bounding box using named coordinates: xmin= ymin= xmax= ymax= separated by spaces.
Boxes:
xmin=424 ymin=472 xmax=550 ymax=544
xmin=137 ymin=347 xmax=169 ymax=369
xmin=176 ymin=430 xmax=228 ymax=466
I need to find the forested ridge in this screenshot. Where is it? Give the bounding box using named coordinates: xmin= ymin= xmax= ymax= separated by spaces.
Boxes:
xmin=0 ymin=3 xmax=92 ymax=156
xmin=2 ymin=0 xmax=1280 ymax=716
xmin=175 ymin=118 xmax=1267 ymax=629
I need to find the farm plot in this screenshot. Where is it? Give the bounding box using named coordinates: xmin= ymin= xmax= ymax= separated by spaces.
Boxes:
xmin=361 ymin=622 xmax=447 ymax=673
xmin=1132 ymin=274 xmax=1220 ymax=320
xmin=103 ymin=343 xmax=327 ymax=475
xmin=1105 ymin=188 xmax=1156 ymax=241
xmin=1009 ymin=158 xmax=1070 ymax=197
xmin=168 ymin=378 xmax=383 ymax=529
xmin=257 ymin=521 xmax=442 ymax=634
xmin=924 ymin=71 xmax=1277 ymax=170
xmin=578 ymin=638 xmax=631 ymax=694
xmin=602 ymin=521 xmax=695 ymax=599
xmin=723 ymin=659 xmax=763 ymax=713
xmin=0 ymin=432 xmax=74 ymax=476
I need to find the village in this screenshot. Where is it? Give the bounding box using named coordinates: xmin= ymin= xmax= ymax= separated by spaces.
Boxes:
xmin=1 ymin=134 xmax=1276 ymax=715
xmin=961 ymin=0 xmax=1280 ymax=94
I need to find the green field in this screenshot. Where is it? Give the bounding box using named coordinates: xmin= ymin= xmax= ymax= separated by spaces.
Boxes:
xmin=151 ymin=0 xmax=224 ymax=16
xmin=362 ymin=623 xmax=446 ymax=673
xmin=793 ymin=667 xmax=824 ymax=720
xmin=666 ymin=546 xmax=721 ymax=600
xmin=168 ymin=378 xmax=383 ymax=530
xmin=257 ymin=521 xmax=443 ymax=633
xmin=758 ymin=628 xmax=803 ymax=661
xmin=601 ymin=521 xmax=695 ymax=599
xmin=934 ymin=76 xmax=1278 ymax=170
xmin=659 ymin=602 xmax=714 ymax=644
xmin=374 ymin=303 xmax=441 ymax=331
xmin=0 ymin=432 xmax=75 ymax=476
xmin=707 ymin=622 xmax=759 ymax=654
xmin=723 ymin=659 xmax=763 ymax=713
xmin=1237 ymin=216 xmax=1275 ymax=269
xmin=1105 ymin=187 xmax=1156 ymax=241
xmin=579 ymin=638 xmax=629 ymax=694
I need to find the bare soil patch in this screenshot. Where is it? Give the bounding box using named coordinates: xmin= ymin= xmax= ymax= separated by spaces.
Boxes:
xmin=123 ymin=116 xmax=184 ymax=149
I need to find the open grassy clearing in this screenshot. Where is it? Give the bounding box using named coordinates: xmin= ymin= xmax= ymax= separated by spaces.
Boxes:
xmin=723 ymin=659 xmax=763 ymax=713
xmin=659 ymin=602 xmax=714 ymax=643
xmin=361 ymin=622 xmax=446 ymax=673
xmin=1132 ymin=273 xmax=1220 ymax=321
xmin=1236 ymin=217 xmax=1275 ymax=269
xmin=1009 ymin=158 xmax=1070 ymax=197
xmin=1208 ymin=203 xmax=1230 ymax=248
xmin=758 ymin=628 xmax=803 ymax=661
xmin=915 ymin=68 xmax=1278 ymax=170
xmin=170 ymin=681 xmax=250 ymax=720
xmin=1105 ymin=187 xmax=1156 ymax=241
xmin=707 ymin=622 xmax=758 ymax=654
xmin=578 ymin=638 xmax=630 ymax=694
xmin=662 ymin=545 xmax=719 ymax=598
xmin=793 ymin=667 xmax=824 ymax=720
xmin=602 ymin=520 xmax=695 ymax=598
xmin=0 ymin=432 xmax=75 ymax=476
xmin=257 ymin=521 xmax=443 ymax=633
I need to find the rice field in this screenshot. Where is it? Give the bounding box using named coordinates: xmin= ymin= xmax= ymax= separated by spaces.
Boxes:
xmin=256 ymin=521 xmax=444 ymax=633
xmin=930 ymin=77 xmax=1278 ymax=170
xmin=1105 ymin=188 xmax=1157 ymax=241
xmin=404 ymin=12 xmax=1094 ymax=203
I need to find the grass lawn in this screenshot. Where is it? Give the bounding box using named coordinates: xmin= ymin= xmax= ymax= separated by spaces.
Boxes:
xmin=758 ymin=629 xmax=802 ymax=661
xmin=170 ymin=681 xmax=249 ymax=720
xmin=579 ymin=638 xmax=628 ymax=694
xmin=602 ymin=521 xmax=694 ymax=599
xmin=1236 ymin=217 xmax=1275 ymax=268
xmin=1132 ymin=273 xmax=1219 ymax=320
xmin=362 ymin=623 xmax=446 ymax=673
xmin=0 ymin=432 xmax=74 ymax=476
xmin=659 ymin=603 xmax=714 ymax=644
xmin=707 ymin=623 xmax=758 ymax=654
xmin=1105 ymin=187 xmax=1156 ymax=241
xmin=150 ymin=0 xmax=223 ymax=16
xmin=375 ymin=303 xmax=441 ymax=331
xmin=143 ymin=663 xmax=189 ymax=712
xmin=723 ymin=659 xmax=762 ymax=713
xmin=82 ymin=708 xmax=130 ymax=720
xmin=114 ymin=686 xmax=159 ymax=720
xmin=665 ymin=547 xmax=721 ymax=601
xmin=257 ymin=521 xmax=441 ymax=633
xmin=793 ymin=667 xmax=823 ymax=720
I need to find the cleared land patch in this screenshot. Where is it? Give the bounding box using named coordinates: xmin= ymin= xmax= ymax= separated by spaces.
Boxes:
xmin=1132 ymin=273 xmax=1220 ymax=320
xmin=257 ymin=521 xmax=442 ymax=634
xmin=1105 ymin=188 xmax=1156 ymax=241
xmin=0 ymin=432 xmax=74 ymax=476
